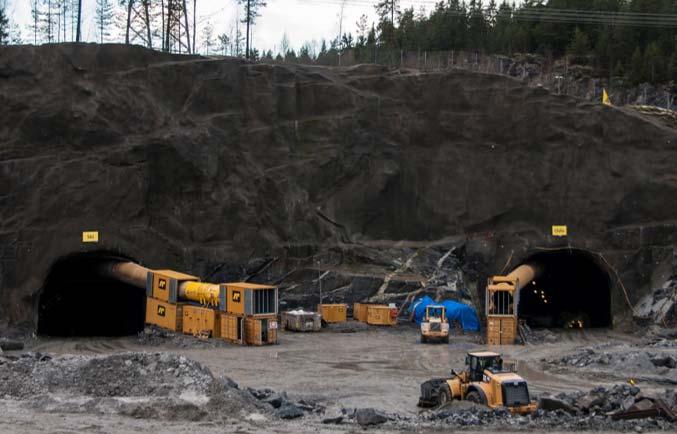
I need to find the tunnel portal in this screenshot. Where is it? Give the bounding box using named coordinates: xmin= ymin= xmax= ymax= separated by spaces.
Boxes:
xmin=36 ymin=252 xmax=146 ymax=336
xmin=517 ymin=249 xmax=612 ymax=328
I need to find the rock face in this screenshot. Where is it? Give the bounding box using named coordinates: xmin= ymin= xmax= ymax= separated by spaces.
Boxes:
xmin=0 ymin=43 xmax=676 ymax=331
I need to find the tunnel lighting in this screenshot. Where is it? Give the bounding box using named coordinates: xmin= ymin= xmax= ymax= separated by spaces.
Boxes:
xmin=544 ymin=299 xmax=548 ymax=304
xmin=533 ymin=290 xmax=537 ymax=294
xmin=532 ymin=281 xmax=536 ymax=285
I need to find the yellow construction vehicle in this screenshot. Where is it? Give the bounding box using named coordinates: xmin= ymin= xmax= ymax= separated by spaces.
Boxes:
xmin=420 ymin=305 xmax=449 ymax=343
xmin=418 ymin=351 xmax=537 ymax=415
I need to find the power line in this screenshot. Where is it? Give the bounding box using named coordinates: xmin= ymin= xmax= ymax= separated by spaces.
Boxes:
xmin=298 ymin=0 xmax=677 ymax=27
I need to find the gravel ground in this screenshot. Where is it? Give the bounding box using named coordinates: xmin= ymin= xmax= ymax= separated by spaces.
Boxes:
xmin=0 ymin=325 xmax=674 ymax=432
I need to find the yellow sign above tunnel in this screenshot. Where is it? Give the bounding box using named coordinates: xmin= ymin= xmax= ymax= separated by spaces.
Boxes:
xmin=551 ymin=225 xmax=568 ymax=237
xmin=82 ymin=231 xmax=99 ymax=243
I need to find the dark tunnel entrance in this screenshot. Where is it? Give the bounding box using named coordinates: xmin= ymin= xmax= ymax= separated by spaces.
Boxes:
xmin=517 ymin=249 xmax=612 ymax=328
xmin=36 ymin=252 xmax=146 ymax=336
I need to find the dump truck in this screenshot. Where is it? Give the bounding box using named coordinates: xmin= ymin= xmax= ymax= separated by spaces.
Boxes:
xmin=420 ymin=305 xmax=449 ymax=343
xmin=418 ymin=351 xmax=537 ymax=415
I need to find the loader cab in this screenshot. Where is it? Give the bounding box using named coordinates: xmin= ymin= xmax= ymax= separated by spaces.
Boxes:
xmin=425 ymin=305 xmax=446 ymax=321
xmin=465 ymin=351 xmax=503 ymax=381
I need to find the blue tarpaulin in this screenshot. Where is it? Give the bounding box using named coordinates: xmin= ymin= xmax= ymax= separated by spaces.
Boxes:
xmin=410 ymin=296 xmax=480 ymax=332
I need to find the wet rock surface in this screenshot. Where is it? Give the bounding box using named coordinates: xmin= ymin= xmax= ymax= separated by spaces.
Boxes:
xmin=1 ymin=44 xmax=676 ymax=331
xmin=634 ymin=277 xmax=677 ymax=327
xmin=355 ymin=408 xmax=390 ymax=426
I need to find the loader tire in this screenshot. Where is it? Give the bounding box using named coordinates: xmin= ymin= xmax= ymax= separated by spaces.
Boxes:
xmin=421 ymin=335 xmax=427 ymax=344
xmin=438 ymin=386 xmax=452 ymax=406
xmin=443 ymin=335 xmax=449 ymax=344
xmin=466 ymin=390 xmax=485 ymax=405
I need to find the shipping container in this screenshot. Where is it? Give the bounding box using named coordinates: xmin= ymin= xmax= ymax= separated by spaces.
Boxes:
xmin=147 ymin=269 xmax=199 ymax=303
xmin=353 ymin=303 xmax=368 ymax=322
xmin=219 ymin=283 xmax=278 ymax=316
xmin=281 ymin=311 xmax=321 ymax=332
xmin=145 ymin=297 xmax=183 ymax=332
xmin=318 ymin=304 xmax=347 ymax=323
xmin=182 ymin=305 xmax=220 ymax=338
xmin=244 ymin=316 xmax=278 ymax=345
xmin=220 ymin=313 xmax=244 ymax=344
xmin=487 ymin=317 xmax=517 ymax=345
xmin=366 ymin=305 xmax=397 ymax=326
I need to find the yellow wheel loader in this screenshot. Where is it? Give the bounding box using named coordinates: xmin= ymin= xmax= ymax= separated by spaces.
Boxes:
xmin=420 ymin=305 xmax=449 ymax=343
xmin=418 ymin=351 xmax=537 ymax=415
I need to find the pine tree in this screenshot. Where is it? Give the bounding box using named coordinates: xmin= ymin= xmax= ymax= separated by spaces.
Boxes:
xmin=374 ymin=0 xmax=399 ymax=25
xmin=217 ymin=33 xmax=230 ymax=55
xmin=0 ymin=5 xmax=9 ymax=44
xmin=629 ymin=46 xmax=645 ymax=84
xmin=280 ymin=32 xmax=290 ymax=59
xmin=568 ymin=27 xmax=590 ymax=58
xmin=299 ymin=43 xmax=312 ymax=63
xmin=95 ymin=0 xmax=115 ymax=43
xmin=30 ymin=0 xmax=42 ymax=44
xmin=237 ymin=0 xmax=266 ymax=59
xmin=200 ymin=21 xmax=214 ymax=54
xmin=374 ymin=0 xmax=400 ymax=47
xmin=643 ymin=42 xmax=663 ymax=82
xmin=40 ymin=0 xmax=57 ymax=43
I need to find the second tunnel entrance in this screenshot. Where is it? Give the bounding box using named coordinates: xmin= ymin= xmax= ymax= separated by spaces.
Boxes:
xmin=517 ymin=249 xmax=612 ymax=328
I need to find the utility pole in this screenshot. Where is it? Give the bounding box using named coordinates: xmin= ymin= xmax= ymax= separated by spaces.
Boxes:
xmin=125 ymin=0 xmax=133 ymax=44
xmin=338 ymin=0 xmax=346 ymax=66
xmin=144 ymin=0 xmax=152 ymax=49
xmin=182 ymin=0 xmax=191 ymax=53
xmin=192 ymin=0 xmax=196 ymax=53
xmin=76 ymin=0 xmax=82 ymax=42
xmin=391 ymin=0 xmax=394 ymax=25
xmin=317 ymin=258 xmax=323 ymax=305
xmin=245 ymin=0 xmax=251 ymax=58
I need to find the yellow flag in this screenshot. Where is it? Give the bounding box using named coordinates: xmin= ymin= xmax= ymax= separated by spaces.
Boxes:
xmin=602 ymin=88 xmax=612 ymax=106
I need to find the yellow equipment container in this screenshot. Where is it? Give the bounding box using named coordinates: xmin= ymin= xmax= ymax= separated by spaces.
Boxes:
xmin=147 ymin=270 xmax=199 ymax=303
xmin=366 ymin=305 xmax=397 ymax=326
xmin=146 ymin=297 xmax=184 ymax=332
xmin=220 ymin=283 xmax=278 ymax=316
xmin=182 ymin=305 xmax=220 ymax=338
xmin=318 ymin=304 xmax=347 ymax=323
xmin=486 ymin=265 xmax=539 ymax=345
xmin=244 ymin=316 xmax=278 ymax=345
xmin=220 ymin=313 xmax=244 ymax=344
xmin=353 ymin=303 xmax=368 ymax=322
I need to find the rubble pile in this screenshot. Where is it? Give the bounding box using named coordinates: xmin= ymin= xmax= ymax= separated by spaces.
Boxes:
xmin=137 ymin=325 xmax=231 ymax=348
xmin=519 ymin=323 xmax=559 ymax=344
xmin=544 ymin=346 xmax=677 ymax=384
xmin=248 ymin=387 xmax=324 ymax=420
xmin=634 ymin=277 xmax=677 ymax=327
xmin=0 ymin=352 xmax=216 ymax=398
xmin=0 ymin=352 xmax=278 ymax=421
xmin=423 ymin=385 xmax=677 ymax=431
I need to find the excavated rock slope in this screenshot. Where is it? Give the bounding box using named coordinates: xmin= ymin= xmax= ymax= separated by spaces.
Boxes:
xmin=0 ymin=44 xmax=676 ymax=329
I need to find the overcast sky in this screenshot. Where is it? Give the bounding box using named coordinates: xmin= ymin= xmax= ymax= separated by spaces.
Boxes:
xmin=3 ymin=0 xmax=522 ymax=53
